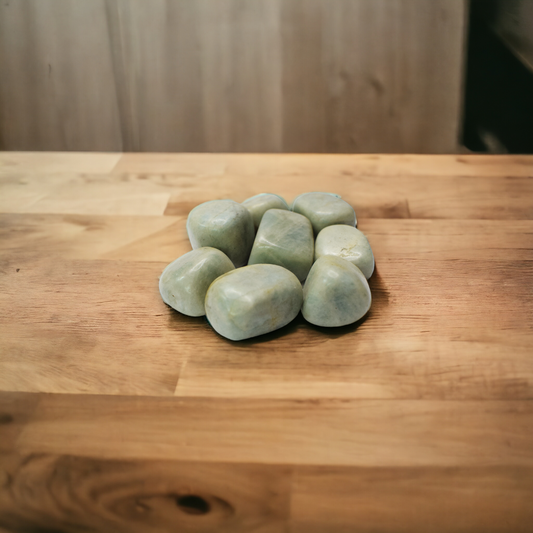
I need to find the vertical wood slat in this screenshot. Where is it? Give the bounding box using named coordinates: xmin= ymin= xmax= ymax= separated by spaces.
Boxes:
xmin=0 ymin=0 xmax=467 ymax=153
xmin=0 ymin=0 xmax=122 ymax=150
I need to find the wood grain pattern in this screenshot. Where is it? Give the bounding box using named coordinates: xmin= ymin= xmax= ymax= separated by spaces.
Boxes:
xmin=0 ymin=1 xmax=122 ymax=151
xmin=1 ymin=152 xmax=532 ymax=532
xmin=1 ymin=215 xmax=532 ymax=399
xmin=112 ymin=152 xmax=533 ymax=178
xmin=0 ymin=452 xmax=291 ymax=533
xmin=1 ymin=454 xmax=531 ymax=533
xmin=10 ymin=395 xmax=533 ymax=467
xmin=281 ymin=0 xmax=467 ymax=153
xmin=291 ymin=466 xmax=533 ymax=533
xmin=0 ymin=0 xmax=467 ymax=152
xmin=0 ymin=151 xmax=121 ymax=175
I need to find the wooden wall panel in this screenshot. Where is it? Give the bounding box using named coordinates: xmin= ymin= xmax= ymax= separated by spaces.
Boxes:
xmin=0 ymin=0 xmax=122 ymax=150
xmin=106 ymin=0 xmax=206 ymax=152
xmin=282 ymin=0 xmax=467 ymax=153
xmin=0 ymin=0 xmax=467 ymax=153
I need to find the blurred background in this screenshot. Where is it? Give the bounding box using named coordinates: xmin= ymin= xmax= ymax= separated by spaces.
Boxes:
xmin=0 ymin=0 xmax=531 ymax=154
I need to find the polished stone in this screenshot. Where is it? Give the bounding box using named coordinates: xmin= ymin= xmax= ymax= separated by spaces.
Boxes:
xmin=248 ymin=209 xmax=314 ymax=282
xmin=205 ymin=264 xmax=303 ymax=341
xmin=291 ymin=192 xmax=357 ymax=235
xmin=242 ymin=193 xmax=289 ymax=230
xmin=186 ymin=199 xmax=255 ymax=267
xmin=315 ymin=224 xmax=375 ymax=279
xmin=302 ymin=256 xmax=371 ymax=327
xmin=159 ymin=247 xmax=234 ymax=317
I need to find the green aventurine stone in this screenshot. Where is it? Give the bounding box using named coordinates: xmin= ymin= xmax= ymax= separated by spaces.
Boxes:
xmin=159 ymin=247 xmax=234 ymax=317
xmin=248 ymin=209 xmax=314 ymax=282
xmin=242 ymin=193 xmax=289 ymax=230
xmin=315 ymin=224 xmax=375 ymax=279
xmin=186 ymin=199 xmax=255 ymax=267
xmin=302 ymin=256 xmax=371 ymax=327
xmin=205 ymin=264 xmax=303 ymax=341
xmin=291 ymin=192 xmax=357 ymax=235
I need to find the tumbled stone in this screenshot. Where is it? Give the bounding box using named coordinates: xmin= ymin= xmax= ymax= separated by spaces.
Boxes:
xmin=242 ymin=193 xmax=289 ymax=230
xmin=159 ymin=247 xmax=234 ymax=317
xmin=291 ymin=192 xmax=357 ymax=235
xmin=205 ymin=264 xmax=303 ymax=341
xmin=248 ymin=209 xmax=314 ymax=282
xmin=315 ymin=224 xmax=375 ymax=279
xmin=302 ymin=256 xmax=371 ymax=327
xmin=187 ymin=199 xmax=255 ymax=267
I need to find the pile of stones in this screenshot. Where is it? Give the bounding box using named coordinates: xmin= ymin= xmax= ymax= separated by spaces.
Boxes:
xmin=159 ymin=192 xmax=374 ymax=341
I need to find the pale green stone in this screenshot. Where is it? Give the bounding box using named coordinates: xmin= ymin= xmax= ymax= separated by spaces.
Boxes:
xmin=302 ymin=256 xmax=371 ymax=327
xmin=159 ymin=247 xmax=234 ymax=317
xmin=205 ymin=264 xmax=303 ymax=341
xmin=315 ymin=224 xmax=375 ymax=279
xmin=291 ymin=192 xmax=356 ymax=235
xmin=187 ymin=199 xmax=255 ymax=267
xmin=242 ymin=193 xmax=289 ymax=230
xmin=248 ymin=209 xmax=314 ymax=282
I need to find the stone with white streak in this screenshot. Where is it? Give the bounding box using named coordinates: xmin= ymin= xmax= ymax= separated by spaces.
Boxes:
xmin=315 ymin=224 xmax=375 ymax=279
xmin=302 ymin=256 xmax=371 ymax=327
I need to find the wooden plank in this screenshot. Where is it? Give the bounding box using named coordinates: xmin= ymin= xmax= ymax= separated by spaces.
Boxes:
xmin=0 ymin=453 xmax=290 ymax=533
xmin=161 ymin=173 xmax=533 ymax=220
xmin=3 ymin=156 xmax=532 ymax=219
xmin=0 ymin=259 xmax=190 ymax=395
xmin=1 ymin=393 xmax=531 ymax=532
xmin=0 ymin=1 xmax=122 ymax=151
xmin=113 ymin=153 xmax=533 ymax=178
xmin=291 ymin=466 xmax=533 ymax=533
xmin=0 ymin=451 xmax=530 ymax=532
xmin=0 ymin=173 xmax=171 ymax=216
xmin=0 ymin=392 xmax=40 ymax=454
xmin=111 ymin=152 xmax=228 ymax=176
xmin=0 ymin=213 xmax=180 ymax=260
xmin=0 ymin=152 xmax=121 ymax=175
xmin=1 ymin=452 xmax=530 ymax=533
xmin=13 ymin=395 xmax=533 ymax=466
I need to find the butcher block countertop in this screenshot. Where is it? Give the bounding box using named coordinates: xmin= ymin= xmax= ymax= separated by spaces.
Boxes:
xmin=0 ymin=152 xmax=532 ymax=532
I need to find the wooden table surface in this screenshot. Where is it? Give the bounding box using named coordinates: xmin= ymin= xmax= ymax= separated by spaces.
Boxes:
xmin=0 ymin=152 xmax=532 ymax=532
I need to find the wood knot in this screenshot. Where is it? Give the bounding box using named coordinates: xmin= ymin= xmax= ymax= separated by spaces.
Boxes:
xmin=0 ymin=413 xmax=14 ymax=424
xmin=175 ymin=494 xmax=210 ymax=515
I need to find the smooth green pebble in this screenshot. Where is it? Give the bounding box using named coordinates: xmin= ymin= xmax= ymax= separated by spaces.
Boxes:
xmin=315 ymin=224 xmax=375 ymax=279
xmin=186 ymin=199 xmax=254 ymax=267
xmin=159 ymin=247 xmax=235 ymax=317
xmin=291 ymin=192 xmax=356 ymax=235
xmin=248 ymin=209 xmax=314 ymax=282
xmin=302 ymin=256 xmax=371 ymax=327
xmin=205 ymin=264 xmax=303 ymax=341
xmin=242 ymin=193 xmax=289 ymax=230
